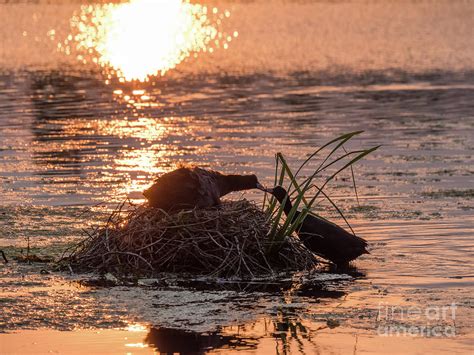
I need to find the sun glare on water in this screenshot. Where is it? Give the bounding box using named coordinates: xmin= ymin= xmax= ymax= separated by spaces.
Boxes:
xmin=66 ymin=0 xmax=235 ymax=81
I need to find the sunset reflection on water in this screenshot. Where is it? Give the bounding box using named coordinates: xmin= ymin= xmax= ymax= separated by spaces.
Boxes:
xmin=1 ymin=1 xmax=474 ymax=353
xmin=66 ymin=0 xmax=235 ymax=82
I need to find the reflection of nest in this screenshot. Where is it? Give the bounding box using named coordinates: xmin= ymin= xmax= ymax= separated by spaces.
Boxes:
xmin=145 ymin=327 xmax=258 ymax=354
xmin=63 ymin=200 xmax=318 ymax=277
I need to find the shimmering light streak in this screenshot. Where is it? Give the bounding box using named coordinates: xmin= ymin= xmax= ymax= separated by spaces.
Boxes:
xmin=65 ymin=0 xmax=235 ymax=81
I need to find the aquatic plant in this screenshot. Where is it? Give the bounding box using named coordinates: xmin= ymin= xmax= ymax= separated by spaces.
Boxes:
xmin=61 ymin=199 xmax=317 ymax=278
xmin=61 ymin=132 xmax=378 ymax=278
xmin=264 ymin=131 xmax=379 ymax=246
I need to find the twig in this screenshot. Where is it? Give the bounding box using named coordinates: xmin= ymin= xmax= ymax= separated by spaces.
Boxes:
xmin=0 ymin=250 xmax=8 ymax=263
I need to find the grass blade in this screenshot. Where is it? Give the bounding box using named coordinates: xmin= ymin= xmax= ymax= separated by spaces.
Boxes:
xmin=293 ymin=130 xmax=364 ymax=180
xmin=311 ymin=184 xmax=355 ymax=235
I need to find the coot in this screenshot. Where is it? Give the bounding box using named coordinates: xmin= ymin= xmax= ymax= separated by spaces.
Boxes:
xmin=144 ymin=167 xmax=264 ymax=211
xmin=268 ymin=186 xmax=369 ymax=265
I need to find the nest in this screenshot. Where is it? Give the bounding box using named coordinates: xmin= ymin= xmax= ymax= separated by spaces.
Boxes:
xmin=62 ymin=200 xmax=318 ymax=278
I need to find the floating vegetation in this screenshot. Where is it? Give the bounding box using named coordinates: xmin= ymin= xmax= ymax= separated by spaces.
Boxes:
xmin=349 ymin=205 xmax=381 ymax=216
xmin=60 ymin=200 xmax=317 ymax=278
xmin=422 ymin=189 xmax=474 ymax=199
xmin=61 ymin=132 xmax=378 ymax=278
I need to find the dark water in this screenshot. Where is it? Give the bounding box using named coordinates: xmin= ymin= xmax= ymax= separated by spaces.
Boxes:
xmin=0 ymin=0 xmax=473 ymax=353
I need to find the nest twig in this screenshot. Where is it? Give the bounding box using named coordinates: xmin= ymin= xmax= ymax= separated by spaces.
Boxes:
xmin=60 ymin=199 xmax=318 ymax=278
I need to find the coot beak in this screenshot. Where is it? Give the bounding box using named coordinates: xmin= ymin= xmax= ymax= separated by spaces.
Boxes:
xmin=256 ymin=183 xmax=274 ymax=193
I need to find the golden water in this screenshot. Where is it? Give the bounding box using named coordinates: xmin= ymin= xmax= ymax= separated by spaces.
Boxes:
xmin=0 ymin=0 xmax=473 ymax=353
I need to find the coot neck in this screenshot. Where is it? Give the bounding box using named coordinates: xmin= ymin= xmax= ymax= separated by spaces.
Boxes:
xmin=274 ymin=191 xmax=294 ymax=217
xmin=219 ymin=174 xmax=256 ymax=196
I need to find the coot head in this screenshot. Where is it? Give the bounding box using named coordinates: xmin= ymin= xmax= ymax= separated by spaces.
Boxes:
xmin=231 ymin=174 xmax=266 ymax=191
xmin=266 ymin=185 xmax=288 ymax=203
xmin=250 ymin=174 xmax=266 ymax=191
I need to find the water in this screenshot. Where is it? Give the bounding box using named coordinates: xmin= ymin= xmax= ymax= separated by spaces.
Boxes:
xmin=0 ymin=0 xmax=473 ymax=353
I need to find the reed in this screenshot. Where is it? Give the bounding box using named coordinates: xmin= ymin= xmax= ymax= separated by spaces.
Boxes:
xmin=264 ymin=131 xmax=379 ymax=245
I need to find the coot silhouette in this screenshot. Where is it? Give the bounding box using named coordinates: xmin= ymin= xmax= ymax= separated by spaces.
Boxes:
xmin=144 ymin=167 xmax=264 ymax=211
xmin=268 ymin=186 xmax=369 ymax=265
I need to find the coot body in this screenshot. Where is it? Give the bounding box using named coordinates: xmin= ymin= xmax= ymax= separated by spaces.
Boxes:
xmin=270 ymin=186 xmax=369 ymax=265
xmin=144 ymin=167 xmax=263 ymax=211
